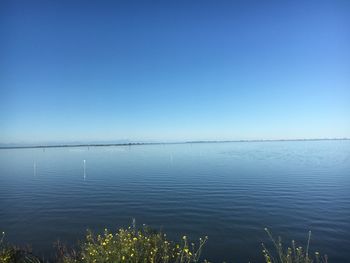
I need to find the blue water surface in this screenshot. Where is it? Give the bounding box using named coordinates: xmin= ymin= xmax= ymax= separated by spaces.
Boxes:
xmin=0 ymin=141 xmax=349 ymax=262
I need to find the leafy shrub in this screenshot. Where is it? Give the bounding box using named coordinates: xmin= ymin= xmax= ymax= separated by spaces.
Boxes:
xmin=1 ymin=226 xmax=328 ymax=263
xmin=60 ymin=225 xmax=208 ymax=263
xmin=0 ymin=231 xmax=41 ymax=263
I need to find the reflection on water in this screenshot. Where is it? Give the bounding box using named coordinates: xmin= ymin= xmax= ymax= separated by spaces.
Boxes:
xmin=0 ymin=141 xmax=349 ymax=262
xmin=33 ymin=162 xmax=36 ymax=177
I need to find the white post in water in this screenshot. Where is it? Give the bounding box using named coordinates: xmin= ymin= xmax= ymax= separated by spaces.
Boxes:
xmin=83 ymin=159 xmax=86 ymax=180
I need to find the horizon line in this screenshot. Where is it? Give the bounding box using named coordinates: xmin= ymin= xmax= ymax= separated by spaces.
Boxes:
xmin=0 ymin=138 xmax=349 ymax=150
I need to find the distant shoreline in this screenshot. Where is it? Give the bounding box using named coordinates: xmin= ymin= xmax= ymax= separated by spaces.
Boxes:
xmin=0 ymin=138 xmax=348 ymax=150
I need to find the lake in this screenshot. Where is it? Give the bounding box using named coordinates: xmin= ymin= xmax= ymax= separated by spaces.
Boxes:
xmin=0 ymin=141 xmax=349 ymax=262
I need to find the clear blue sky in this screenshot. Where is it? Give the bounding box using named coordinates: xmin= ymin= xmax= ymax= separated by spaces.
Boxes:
xmin=1 ymin=0 xmax=349 ymax=144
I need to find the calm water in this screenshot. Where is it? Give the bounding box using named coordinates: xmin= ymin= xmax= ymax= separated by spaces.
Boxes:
xmin=0 ymin=141 xmax=349 ymax=262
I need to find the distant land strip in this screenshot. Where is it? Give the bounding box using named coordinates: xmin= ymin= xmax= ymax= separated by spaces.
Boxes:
xmin=0 ymin=138 xmax=349 ymax=150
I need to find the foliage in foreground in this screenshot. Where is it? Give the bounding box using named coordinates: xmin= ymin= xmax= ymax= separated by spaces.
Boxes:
xmin=1 ymin=226 xmax=328 ymax=263
xmin=0 ymin=231 xmax=40 ymax=263
xmin=262 ymin=228 xmax=328 ymax=263
xmin=57 ymin=225 xmax=207 ymax=263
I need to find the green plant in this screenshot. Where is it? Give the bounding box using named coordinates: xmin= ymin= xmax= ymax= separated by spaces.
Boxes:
xmin=262 ymin=228 xmax=328 ymax=263
xmin=1 ymin=226 xmax=330 ymax=263
xmin=0 ymin=231 xmax=41 ymax=263
xmin=61 ymin=225 xmax=208 ymax=263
